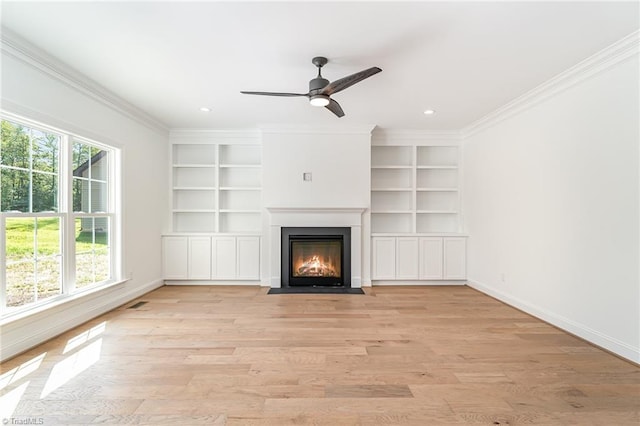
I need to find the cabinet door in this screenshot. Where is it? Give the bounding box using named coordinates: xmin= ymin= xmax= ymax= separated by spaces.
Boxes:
xmin=372 ymin=237 xmax=396 ymax=279
xmin=419 ymin=237 xmax=443 ymax=280
xmin=237 ymin=236 xmax=260 ymax=280
xmin=162 ymin=236 xmax=188 ymax=279
xmin=212 ymin=237 xmax=237 ymax=279
xmin=443 ymin=237 xmax=466 ymax=280
xmin=396 ymin=237 xmax=419 ymax=279
xmin=188 ymin=237 xmax=212 ymax=279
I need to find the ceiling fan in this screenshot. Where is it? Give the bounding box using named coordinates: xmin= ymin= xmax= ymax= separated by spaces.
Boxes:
xmin=240 ymin=56 xmax=382 ymax=118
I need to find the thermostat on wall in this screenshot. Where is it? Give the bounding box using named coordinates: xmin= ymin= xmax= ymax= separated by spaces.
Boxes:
xmin=303 ymin=172 xmax=312 ymax=182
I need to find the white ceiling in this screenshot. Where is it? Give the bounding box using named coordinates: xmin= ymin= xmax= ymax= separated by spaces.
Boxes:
xmin=1 ymin=1 xmax=638 ymax=130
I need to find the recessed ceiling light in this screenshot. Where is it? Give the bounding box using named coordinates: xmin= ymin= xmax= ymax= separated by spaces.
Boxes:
xmin=423 ymin=109 xmax=436 ymax=115
xmin=199 ymin=107 xmax=211 ymax=112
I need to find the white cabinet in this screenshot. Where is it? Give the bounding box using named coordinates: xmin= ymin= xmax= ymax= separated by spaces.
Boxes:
xmin=212 ymin=237 xmax=237 ymax=279
xmin=372 ymin=237 xmax=396 ymax=279
xmin=237 ymin=236 xmax=261 ymax=279
xmin=443 ymin=237 xmax=467 ymax=280
xmin=188 ymin=237 xmax=212 ymax=279
xmin=162 ymin=236 xmax=189 ymax=279
xmin=372 ymin=236 xmax=466 ymax=281
xmin=162 ymin=235 xmax=260 ymax=281
xmin=396 ymin=237 xmax=419 ymax=279
xmin=419 ymin=237 xmax=443 ymax=279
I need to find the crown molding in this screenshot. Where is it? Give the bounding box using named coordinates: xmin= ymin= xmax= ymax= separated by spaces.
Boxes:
xmin=461 ymin=30 xmax=640 ymax=139
xmin=372 ymin=128 xmax=461 ymax=141
xmin=1 ymin=27 xmax=168 ymax=135
xmin=170 ymin=128 xmax=261 ymax=142
xmin=259 ymin=124 xmax=376 ymax=135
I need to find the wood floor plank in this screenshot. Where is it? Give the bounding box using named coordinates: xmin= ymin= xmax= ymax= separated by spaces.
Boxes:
xmin=1 ymin=285 xmax=638 ymax=425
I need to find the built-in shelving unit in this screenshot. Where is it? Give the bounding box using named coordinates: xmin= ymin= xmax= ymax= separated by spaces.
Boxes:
xmin=170 ymin=131 xmax=262 ymax=234
xmin=370 ymin=131 xmax=466 ymax=282
xmin=370 ymin=134 xmax=461 ymax=234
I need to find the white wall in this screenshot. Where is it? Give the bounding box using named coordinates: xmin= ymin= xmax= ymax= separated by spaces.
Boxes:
xmin=463 ymin=48 xmax=639 ymax=362
xmin=262 ymin=127 xmax=372 ymax=209
xmin=1 ymin=35 xmax=169 ymax=361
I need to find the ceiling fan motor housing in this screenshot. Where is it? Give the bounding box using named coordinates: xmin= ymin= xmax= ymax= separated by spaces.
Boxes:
xmin=309 ymin=77 xmax=329 ymax=93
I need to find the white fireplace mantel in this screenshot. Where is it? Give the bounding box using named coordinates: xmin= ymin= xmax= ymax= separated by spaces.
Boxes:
xmin=267 ymin=207 xmax=366 ymax=288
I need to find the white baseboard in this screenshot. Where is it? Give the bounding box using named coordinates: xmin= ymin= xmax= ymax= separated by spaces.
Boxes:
xmin=372 ymin=280 xmax=466 ymax=286
xmin=0 ymin=279 xmax=164 ymax=362
xmin=467 ymin=279 xmax=640 ymax=364
xmin=164 ymin=280 xmax=261 ymax=286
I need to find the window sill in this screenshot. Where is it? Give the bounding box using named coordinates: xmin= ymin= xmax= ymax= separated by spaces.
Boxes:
xmin=0 ymin=279 xmax=129 ymax=327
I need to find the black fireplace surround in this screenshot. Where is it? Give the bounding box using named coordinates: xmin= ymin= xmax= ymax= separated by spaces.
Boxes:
xmin=281 ymin=227 xmax=351 ymax=288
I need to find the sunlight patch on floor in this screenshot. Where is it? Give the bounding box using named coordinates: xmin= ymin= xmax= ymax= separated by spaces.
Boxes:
xmin=0 ymin=381 xmax=29 ymax=419
xmin=0 ymin=353 xmax=46 ymax=391
xmin=63 ymin=321 xmax=106 ymax=354
xmin=41 ymin=339 xmax=102 ymax=398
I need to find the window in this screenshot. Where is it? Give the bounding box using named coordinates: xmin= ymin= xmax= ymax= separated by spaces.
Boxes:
xmin=1 ymin=116 xmax=120 ymax=316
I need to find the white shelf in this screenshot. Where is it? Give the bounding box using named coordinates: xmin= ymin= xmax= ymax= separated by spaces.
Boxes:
xmin=371 ymin=145 xmax=413 ymax=168
xmin=372 ymin=187 xmax=413 ymax=192
xmin=416 ymin=210 xmax=458 ymax=214
xmin=417 ymin=146 xmax=458 ymax=167
xmin=371 ymin=168 xmax=412 ymax=189
xmin=416 ymin=165 xmax=458 ymax=170
xmin=172 ymin=140 xmax=262 ymax=234
xmin=372 ymin=210 xmax=413 ymax=214
xmin=371 ymin=142 xmax=460 ymax=234
xmin=173 ymin=144 xmax=216 ymax=165
xmin=219 ymin=144 xmax=261 ymax=165
xmin=416 ymin=212 xmax=458 ymax=233
xmin=371 ymin=212 xmax=413 ymax=234
xmin=371 ymin=165 xmax=413 ymax=170
xmin=174 ymin=187 xmax=217 ymax=191
xmin=173 ymin=164 xmax=216 ymax=168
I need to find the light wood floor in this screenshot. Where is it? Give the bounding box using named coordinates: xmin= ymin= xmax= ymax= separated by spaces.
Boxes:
xmin=1 ymin=285 xmax=639 ymax=425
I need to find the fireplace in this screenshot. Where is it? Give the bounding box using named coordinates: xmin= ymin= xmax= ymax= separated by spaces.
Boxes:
xmin=281 ymin=227 xmax=351 ymax=287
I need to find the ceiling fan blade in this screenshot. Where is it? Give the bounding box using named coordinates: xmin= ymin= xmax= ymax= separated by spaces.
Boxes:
xmin=321 ymin=67 xmax=382 ymax=96
xmin=240 ymin=91 xmax=308 ymax=97
xmin=325 ymin=99 xmax=345 ymax=118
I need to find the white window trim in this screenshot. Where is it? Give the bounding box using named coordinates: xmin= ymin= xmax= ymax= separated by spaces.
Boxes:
xmin=0 ymin=112 xmax=122 ymax=319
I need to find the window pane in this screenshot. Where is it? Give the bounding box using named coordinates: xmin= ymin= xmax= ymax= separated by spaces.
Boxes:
xmin=37 ymin=257 xmax=62 ymax=302
xmin=1 ymin=168 xmax=30 ymax=212
xmin=91 ymin=181 xmax=107 ymax=212
xmin=6 ymin=217 xmax=35 ymax=308
xmin=92 ymin=149 xmax=108 ymax=180
xmin=36 ymin=217 xmax=60 ymax=257
xmin=72 ymin=178 xmax=85 ymax=212
xmin=32 ymin=171 xmax=58 ymax=212
xmin=6 ymin=217 xmax=34 ymax=263
xmin=32 ymin=130 xmax=59 ymax=173
xmin=72 ymin=142 xmax=91 ymax=172
xmin=6 ymin=261 xmax=35 ymax=307
xmin=36 ymin=218 xmax=62 ymax=300
xmin=72 ymin=142 xmax=109 ymax=214
xmin=75 ymin=217 xmax=110 ymax=290
xmin=1 ymin=120 xmax=30 ymax=169
xmin=5 ymin=217 xmax=63 ymax=309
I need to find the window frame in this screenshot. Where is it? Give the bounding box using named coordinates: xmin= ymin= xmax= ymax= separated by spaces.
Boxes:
xmin=0 ymin=113 xmax=121 ymax=318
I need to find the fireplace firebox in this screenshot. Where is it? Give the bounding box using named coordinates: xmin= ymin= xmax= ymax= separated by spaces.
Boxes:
xmin=281 ymin=227 xmax=351 ymax=287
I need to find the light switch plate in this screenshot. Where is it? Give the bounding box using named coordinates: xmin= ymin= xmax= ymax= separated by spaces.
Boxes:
xmin=303 ymin=172 xmax=312 ymax=182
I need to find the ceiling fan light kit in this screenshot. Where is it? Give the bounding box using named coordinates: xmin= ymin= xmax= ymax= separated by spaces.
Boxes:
xmin=240 ymin=56 xmax=382 ymax=118
xmin=309 ymin=95 xmax=330 ymax=107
